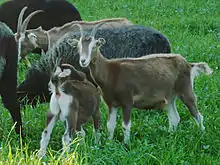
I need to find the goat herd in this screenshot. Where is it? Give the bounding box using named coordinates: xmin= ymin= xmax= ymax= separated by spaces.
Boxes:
xmin=0 ymin=0 xmax=213 ymax=159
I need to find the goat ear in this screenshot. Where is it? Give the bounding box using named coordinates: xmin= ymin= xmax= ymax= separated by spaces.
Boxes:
xmin=54 ymin=66 xmax=62 ymax=75
xmin=67 ymin=38 xmax=79 ymax=47
xmin=97 ymin=38 xmax=106 ymax=47
xmin=59 ymin=69 xmax=71 ymax=77
xmin=27 ymin=33 xmax=37 ymax=41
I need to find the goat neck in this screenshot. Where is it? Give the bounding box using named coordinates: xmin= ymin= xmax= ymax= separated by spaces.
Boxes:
xmin=89 ymin=49 xmax=109 ymax=87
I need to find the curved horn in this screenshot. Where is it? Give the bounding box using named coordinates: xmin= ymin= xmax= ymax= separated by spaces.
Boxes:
xmin=21 ymin=10 xmax=44 ymax=32
xmin=17 ymin=6 xmax=28 ymax=33
xmin=61 ymin=63 xmax=76 ymax=71
xmin=90 ymin=21 xmax=107 ymax=37
xmin=71 ymin=23 xmax=84 ymax=37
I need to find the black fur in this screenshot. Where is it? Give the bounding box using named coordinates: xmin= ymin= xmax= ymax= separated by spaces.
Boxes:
xmin=0 ymin=22 xmax=22 ymax=136
xmin=17 ymin=25 xmax=171 ymax=106
xmin=0 ymin=0 xmax=82 ymax=54
xmin=0 ymin=0 xmax=82 ymax=32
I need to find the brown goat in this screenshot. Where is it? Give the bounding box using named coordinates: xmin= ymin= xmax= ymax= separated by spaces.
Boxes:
xmin=68 ymin=23 xmax=213 ymax=144
xmin=38 ymin=63 xmax=101 ymax=158
xmin=14 ymin=6 xmax=133 ymax=66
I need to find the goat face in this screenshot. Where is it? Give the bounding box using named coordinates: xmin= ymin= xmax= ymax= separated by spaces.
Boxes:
xmin=79 ymin=36 xmax=105 ymax=67
xmin=15 ymin=6 xmax=43 ymax=60
xmin=49 ymin=63 xmax=86 ymax=92
xmin=67 ymin=22 xmax=108 ymax=67
xmin=15 ymin=31 xmax=39 ymax=60
xmin=68 ymin=36 xmax=106 ymax=68
xmin=50 ymin=66 xmax=71 ymax=85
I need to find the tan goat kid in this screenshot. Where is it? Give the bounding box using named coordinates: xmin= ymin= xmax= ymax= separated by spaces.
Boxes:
xmin=14 ymin=6 xmax=133 ymax=66
xmin=68 ymin=23 xmax=213 ymax=144
xmin=38 ymin=64 xmax=101 ymax=158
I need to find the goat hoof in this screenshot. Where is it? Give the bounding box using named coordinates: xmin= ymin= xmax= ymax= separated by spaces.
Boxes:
xmin=200 ymin=126 xmax=205 ymax=132
xmin=38 ymin=150 xmax=46 ymax=159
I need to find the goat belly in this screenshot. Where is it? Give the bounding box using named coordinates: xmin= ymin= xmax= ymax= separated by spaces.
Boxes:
xmin=133 ymin=95 xmax=167 ymax=110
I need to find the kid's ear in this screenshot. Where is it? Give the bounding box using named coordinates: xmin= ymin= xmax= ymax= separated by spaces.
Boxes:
xmin=58 ymin=69 xmax=71 ymax=78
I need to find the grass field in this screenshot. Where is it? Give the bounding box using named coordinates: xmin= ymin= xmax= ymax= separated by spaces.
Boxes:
xmin=0 ymin=0 xmax=219 ymax=164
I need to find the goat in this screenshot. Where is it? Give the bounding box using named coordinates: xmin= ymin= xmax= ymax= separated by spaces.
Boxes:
xmin=14 ymin=7 xmax=133 ymax=66
xmin=0 ymin=0 xmax=82 ymax=63
xmin=38 ymin=63 xmax=101 ymax=158
xmin=70 ymin=23 xmax=213 ymax=144
xmin=17 ymin=23 xmax=171 ymax=107
xmin=0 ymin=0 xmax=82 ymax=32
xmin=0 ymin=22 xmax=23 ymax=136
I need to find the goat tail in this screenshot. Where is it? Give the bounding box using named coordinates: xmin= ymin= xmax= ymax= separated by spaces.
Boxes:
xmin=190 ymin=62 xmax=213 ymax=86
xmin=190 ymin=62 xmax=213 ymax=76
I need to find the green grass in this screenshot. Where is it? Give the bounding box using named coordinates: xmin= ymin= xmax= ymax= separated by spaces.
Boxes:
xmin=0 ymin=0 xmax=220 ymax=164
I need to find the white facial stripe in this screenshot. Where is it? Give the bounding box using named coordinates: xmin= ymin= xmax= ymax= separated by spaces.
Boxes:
xmin=79 ymin=37 xmax=96 ymax=67
xmin=58 ymin=69 xmax=71 ymax=77
xmin=78 ymin=38 xmax=82 ymax=54
xmin=18 ymin=33 xmax=25 ymax=61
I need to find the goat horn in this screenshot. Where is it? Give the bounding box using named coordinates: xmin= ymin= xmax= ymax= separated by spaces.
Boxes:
xmin=90 ymin=21 xmax=107 ymax=37
xmin=21 ymin=10 xmax=44 ymax=32
xmin=61 ymin=63 xmax=76 ymax=71
xmin=17 ymin=6 xmax=28 ymax=33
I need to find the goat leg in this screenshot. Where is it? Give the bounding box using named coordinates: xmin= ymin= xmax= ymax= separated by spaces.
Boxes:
xmin=62 ymin=104 xmax=79 ymax=152
xmin=38 ymin=111 xmax=57 ymax=159
xmin=122 ymin=104 xmax=132 ymax=144
xmin=92 ymin=108 xmax=101 ymax=144
xmin=0 ymin=84 xmax=23 ymax=137
xmin=107 ymin=106 xmax=118 ymax=140
xmin=179 ymin=87 xmax=205 ymax=131
xmin=166 ymin=97 xmax=180 ymax=132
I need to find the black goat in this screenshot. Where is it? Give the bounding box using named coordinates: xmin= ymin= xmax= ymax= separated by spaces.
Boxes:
xmin=0 ymin=0 xmax=82 ymax=32
xmin=0 ymin=22 xmax=22 ymax=136
xmin=17 ymin=25 xmax=171 ymax=106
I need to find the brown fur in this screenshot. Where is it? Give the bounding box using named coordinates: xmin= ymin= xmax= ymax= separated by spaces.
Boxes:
xmin=39 ymin=64 xmax=101 ymax=158
xmin=71 ymin=22 xmax=212 ymax=142
xmin=83 ymin=47 xmax=212 ymax=142
xmin=90 ymin=53 xmax=189 ymax=111
xmin=62 ymin=79 xmax=101 ymax=131
xmin=47 ymin=63 xmax=101 ymax=135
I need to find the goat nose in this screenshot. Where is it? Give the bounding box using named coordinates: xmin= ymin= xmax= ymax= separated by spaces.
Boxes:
xmin=81 ymin=59 xmax=86 ymax=63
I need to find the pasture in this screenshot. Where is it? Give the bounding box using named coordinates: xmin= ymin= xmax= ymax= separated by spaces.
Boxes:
xmin=0 ymin=0 xmax=219 ymax=164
